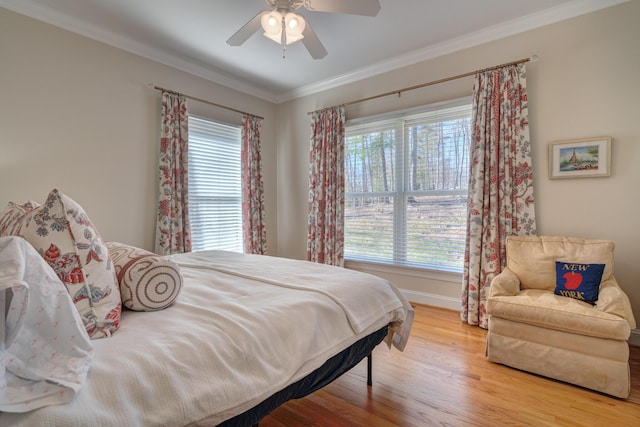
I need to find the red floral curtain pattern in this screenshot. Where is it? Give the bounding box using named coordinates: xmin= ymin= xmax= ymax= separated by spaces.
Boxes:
xmin=307 ymin=106 xmax=346 ymax=267
xmin=155 ymin=91 xmax=192 ymax=255
xmin=461 ymin=64 xmax=536 ymax=328
xmin=241 ymin=114 xmax=267 ymax=255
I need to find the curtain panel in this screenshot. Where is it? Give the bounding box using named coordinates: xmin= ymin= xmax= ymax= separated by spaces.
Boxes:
xmin=307 ymin=106 xmax=346 ymax=267
xmin=241 ymin=114 xmax=267 ymax=255
xmin=155 ymin=91 xmax=192 ymax=255
xmin=461 ymin=64 xmax=536 ymax=328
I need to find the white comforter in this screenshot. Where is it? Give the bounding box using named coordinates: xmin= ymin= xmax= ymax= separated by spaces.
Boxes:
xmin=1 ymin=250 xmax=413 ymax=426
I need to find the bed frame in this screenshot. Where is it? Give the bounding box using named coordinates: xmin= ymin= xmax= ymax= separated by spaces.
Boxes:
xmin=0 ymin=244 xmax=412 ymax=426
xmin=219 ymin=326 xmax=388 ymax=426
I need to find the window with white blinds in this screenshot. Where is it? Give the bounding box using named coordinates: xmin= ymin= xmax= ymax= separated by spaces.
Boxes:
xmin=188 ymin=116 xmax=243 ymax=253
xmin=344 ymin=98 xmax=472 ymax=272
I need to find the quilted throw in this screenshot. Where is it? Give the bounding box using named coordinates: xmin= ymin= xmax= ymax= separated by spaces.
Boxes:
xmin=0 ymin=236 xmax=93 ymax=413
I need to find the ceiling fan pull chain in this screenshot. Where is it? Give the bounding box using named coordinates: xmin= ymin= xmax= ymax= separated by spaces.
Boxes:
xmin=281 ymin=18 xmax=287 ymax=58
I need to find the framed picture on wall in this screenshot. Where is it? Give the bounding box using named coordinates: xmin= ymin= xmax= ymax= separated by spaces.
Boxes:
xmin=548 ymin=137 xmax=611 ymax=179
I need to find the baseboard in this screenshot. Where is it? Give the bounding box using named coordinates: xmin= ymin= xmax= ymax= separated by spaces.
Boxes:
xmin=400 ymin=289 xmax=460 ymax=311
xmin=399 ymin=289 xmax=640 ymax=348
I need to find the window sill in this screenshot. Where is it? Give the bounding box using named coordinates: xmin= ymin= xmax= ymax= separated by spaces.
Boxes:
xmin=344 ymin=259 xmax=462 ymax=284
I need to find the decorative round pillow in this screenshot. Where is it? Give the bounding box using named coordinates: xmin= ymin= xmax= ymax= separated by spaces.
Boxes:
xmin=106 ymin=241 xmax=183 ymax=311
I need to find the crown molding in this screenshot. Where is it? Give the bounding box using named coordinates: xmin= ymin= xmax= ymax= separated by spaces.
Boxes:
xmin=1 ymin=0 xmax=628 ymax=104
xmin=275 ymin=0 xmax=629 ymax=102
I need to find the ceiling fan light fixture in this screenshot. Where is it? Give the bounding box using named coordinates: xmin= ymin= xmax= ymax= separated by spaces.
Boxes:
xmin=228 ymin=0 xmax=379 ymax=58
xmin=261 ymin=10 xmax=305 ymax=45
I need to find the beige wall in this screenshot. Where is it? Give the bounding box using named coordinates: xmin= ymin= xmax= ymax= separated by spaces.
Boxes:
xmin=2 ymin=3 xmax=639 ymax=323
xmin=0 ymin=8 xmax=278 ymax=254
xmin=276 ymin=1 xmax=640 ymax=318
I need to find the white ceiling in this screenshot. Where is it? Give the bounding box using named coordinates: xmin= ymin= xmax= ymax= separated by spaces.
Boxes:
xmin=0 ymin=0 xmax=627 ymax=103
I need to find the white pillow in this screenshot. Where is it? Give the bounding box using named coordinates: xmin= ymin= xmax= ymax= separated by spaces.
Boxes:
xmin=0 ymin=236 xmax=93 ymax=412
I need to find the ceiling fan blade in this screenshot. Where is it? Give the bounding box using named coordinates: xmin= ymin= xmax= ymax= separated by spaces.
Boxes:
xmin=305 ymin=0 xmax=381 ymax=16
xmin=302 ymin=24 xmax=328 ymax=60
xmin=226 ymin=11 xmax=268 ymax=46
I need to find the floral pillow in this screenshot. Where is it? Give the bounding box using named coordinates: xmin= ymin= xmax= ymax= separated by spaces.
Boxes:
xmin=0 ymin=189 xmax=121 ymax=339
xmin=0 ymin=201 xmax=40 ymax=236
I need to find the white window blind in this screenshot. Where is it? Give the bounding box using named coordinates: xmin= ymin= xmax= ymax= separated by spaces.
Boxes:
xmin=188 ymin=116 xmax=243 ymax=253
xmin=344 ymin=98 xmax=472 ymax=272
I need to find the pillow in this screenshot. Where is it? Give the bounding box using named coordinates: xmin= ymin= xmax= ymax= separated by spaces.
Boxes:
xmin=0 ymin=236 xmax=93 ymax=412
xmin=0 ymin=201 xmax=40 ymax=236
xmin=0 ymin=189 xmax=121 ymax=339
xmin=106 ymin=241 xmax=183 ymax=311
xmin=554 ymin=261 xmax=605 ymax=304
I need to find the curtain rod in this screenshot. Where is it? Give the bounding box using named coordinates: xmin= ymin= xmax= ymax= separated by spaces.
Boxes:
xmin=308 ymin=55 xmax=538 ymax=115
xmin=153 ymin=85 xmax=264 ymax=120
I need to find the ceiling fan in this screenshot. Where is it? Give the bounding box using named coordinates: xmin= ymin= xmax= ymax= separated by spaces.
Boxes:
xmin=226 ymin=0 xmax=381 ymax=59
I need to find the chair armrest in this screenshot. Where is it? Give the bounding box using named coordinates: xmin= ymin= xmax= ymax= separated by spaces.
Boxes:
xmin=596 ymin=277 xmax=637 ymax=329
xmin=489 ymin=268 xmax=521 ymax=298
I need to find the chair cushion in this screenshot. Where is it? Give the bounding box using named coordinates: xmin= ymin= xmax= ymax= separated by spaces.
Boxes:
xmin=487 ymin=289 xmax=631 ymax=341
xmin=505 ymin=236 xmax=614 ymax=291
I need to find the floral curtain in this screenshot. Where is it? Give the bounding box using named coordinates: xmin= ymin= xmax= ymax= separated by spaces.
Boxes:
xmin=461 ymin=64 xmax=536 ymax=328
xmin=241 ymin=114 xmax=267 ymax=255
xmin=155 ymin=91 xmax=192 ymax=255
xmin=307 ymin=106 xmax=346 ymax=266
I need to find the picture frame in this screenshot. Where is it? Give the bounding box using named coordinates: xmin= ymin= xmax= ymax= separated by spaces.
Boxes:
xmin=548 ymin=136 xmax=611 ymax=179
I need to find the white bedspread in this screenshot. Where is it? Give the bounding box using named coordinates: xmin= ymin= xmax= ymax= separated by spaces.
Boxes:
xmin=0 ymin=250 xmax=413 ymax=426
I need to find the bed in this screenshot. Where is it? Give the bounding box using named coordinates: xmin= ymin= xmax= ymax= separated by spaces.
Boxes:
xmin=0 ymin=238 xmax=413 ymax=426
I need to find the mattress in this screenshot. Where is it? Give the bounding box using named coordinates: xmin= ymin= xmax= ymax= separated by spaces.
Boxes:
xmin=0 ymin=250 xmax=413 ymax=426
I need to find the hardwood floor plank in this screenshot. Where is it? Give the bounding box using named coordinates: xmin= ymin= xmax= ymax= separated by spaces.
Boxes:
xmin=260 ymin=304 xmax=640 ymax=427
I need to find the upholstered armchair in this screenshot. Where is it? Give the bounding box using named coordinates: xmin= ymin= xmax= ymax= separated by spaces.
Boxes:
xmin=486 ymin=236 xmax=636 ymax=398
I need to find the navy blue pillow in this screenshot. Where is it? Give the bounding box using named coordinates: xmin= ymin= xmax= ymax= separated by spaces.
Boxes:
xmin=554 ymin=261 xmax=605 ymax=304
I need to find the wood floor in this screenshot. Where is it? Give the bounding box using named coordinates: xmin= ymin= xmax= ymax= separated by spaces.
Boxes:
xmin=261 ymin=304 xmax=640 ymax=427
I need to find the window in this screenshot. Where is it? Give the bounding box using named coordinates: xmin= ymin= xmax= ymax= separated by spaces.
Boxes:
xmin=344 ymin=98 xmax=471 ymax=272
xmin=188 ymin=116 xmax=243 ymax=253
